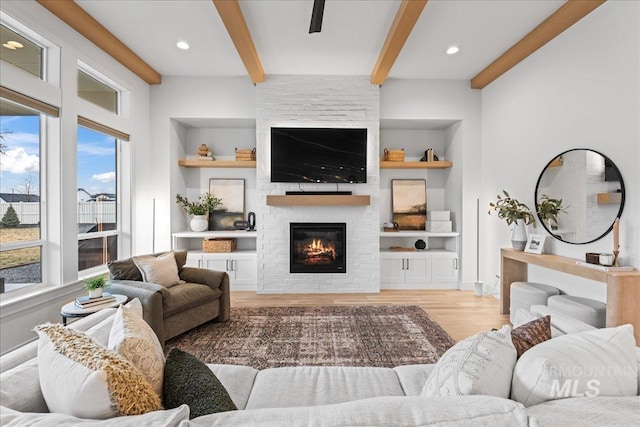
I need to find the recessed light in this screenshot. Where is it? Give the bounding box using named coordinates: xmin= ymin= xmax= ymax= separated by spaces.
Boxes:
xmin=2 ymin=43 xmax=16 ymax=50
xmin=446 ymin=45 xmax=460 ymax=55
xmin=176 ymin=41 xmax=190 ymax=50
xmin=7 ymin=40 xmax=23 ymax=48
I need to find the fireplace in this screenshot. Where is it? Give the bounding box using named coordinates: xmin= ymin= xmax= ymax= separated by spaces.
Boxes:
xmin=290 ymin=223 xmax=346 ymax=273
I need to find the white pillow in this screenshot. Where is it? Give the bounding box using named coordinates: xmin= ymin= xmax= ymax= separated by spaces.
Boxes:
xmin=35 ymin=323 xmax=161 ymax=419
xmin=421 ymin=325 xmax=517 ymax=398
xmin=108 ymin=299 xmax=165 ymax=397
xmin=133 ymin=251 xmax=180 ymax=287
xmin=511 ymin=324 xmax=638 ymax=407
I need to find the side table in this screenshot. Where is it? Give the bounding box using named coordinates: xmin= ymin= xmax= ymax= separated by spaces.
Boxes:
xmin=60 ymin=294 xmax=128 ymax=326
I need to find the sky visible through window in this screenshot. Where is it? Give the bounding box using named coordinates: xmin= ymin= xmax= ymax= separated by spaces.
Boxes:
xmin=77 ymin=126 xmax=116 ymax=202
xmin=0 ymin=116 xmax=116 ymax=200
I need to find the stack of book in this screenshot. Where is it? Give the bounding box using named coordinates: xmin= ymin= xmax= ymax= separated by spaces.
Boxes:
xmin=74 ymin=292 xmax=115 ymax=309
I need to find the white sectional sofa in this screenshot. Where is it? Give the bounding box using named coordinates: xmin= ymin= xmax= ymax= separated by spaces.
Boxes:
xmin=1 ymin=306 xmax=639 ymax=426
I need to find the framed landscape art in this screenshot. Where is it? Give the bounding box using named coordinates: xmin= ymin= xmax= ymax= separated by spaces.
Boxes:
xmin=391 ymin=179 xmax=427 ymax=230
xmin=208 ymin=178 xmax=245 ymax=230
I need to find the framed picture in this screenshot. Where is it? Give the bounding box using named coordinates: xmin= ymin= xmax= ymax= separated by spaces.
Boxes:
xmin=391 ymin=179 xmax=426 ymax=230
xmin=208 ymin=178 xmax=245 ymax=230
xmin=525 ymin=234 xmax=546 ymax=254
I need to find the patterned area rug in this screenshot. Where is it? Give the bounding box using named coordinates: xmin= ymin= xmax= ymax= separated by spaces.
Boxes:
xmin=165 ymin=305 xmax=455 ymax=369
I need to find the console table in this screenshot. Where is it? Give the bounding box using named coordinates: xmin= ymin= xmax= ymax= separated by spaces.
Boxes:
xmin=500 ymin=248 xmax=640 ymax=342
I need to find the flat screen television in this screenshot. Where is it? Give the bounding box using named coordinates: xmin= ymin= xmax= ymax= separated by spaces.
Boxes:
xmin=270 ymin=127 xmax=367 ymax=183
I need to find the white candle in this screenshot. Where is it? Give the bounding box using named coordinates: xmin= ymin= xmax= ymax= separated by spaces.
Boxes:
xmin=613 ymin=218 xmax=620 ymax=251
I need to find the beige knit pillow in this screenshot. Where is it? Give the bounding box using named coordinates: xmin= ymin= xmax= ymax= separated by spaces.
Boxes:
xmin=133 ymin=251 xmax=181 ymax=287
xmin=35 ymin=323 xmax=161 ymax=419
xmin=109 ymin=299 xmax=165 ymax=397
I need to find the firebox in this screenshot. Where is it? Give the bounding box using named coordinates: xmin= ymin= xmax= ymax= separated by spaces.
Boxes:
xmin=290 ymin=223 xmax=346 ymax=273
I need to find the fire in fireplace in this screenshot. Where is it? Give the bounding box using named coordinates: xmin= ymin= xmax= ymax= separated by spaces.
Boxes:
xmin=290 ymin=223 xmax=346 ymax=273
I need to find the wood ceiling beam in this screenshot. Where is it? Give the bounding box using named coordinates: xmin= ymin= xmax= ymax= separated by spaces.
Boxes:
xmin=212 ymin=0 xmax=265 ymax=84
xmin=371 ymin=0 xmax=428 ymax=86
xmin=36 ymin=0 xmax=161 ymax=85
xmin=471 ymin=0 xmax=606 ymax=89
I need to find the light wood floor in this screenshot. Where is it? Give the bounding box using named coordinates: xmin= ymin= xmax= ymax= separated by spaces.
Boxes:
xmin=230 ymin=290 xmax=509 ymax=342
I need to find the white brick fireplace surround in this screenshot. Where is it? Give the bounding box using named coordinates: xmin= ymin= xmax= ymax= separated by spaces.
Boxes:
xmin=256 ymin=76 xmax=380 ymax=293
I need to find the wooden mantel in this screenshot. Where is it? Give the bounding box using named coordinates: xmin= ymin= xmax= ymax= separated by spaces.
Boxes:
xmin=266 ymin=195 xmax=370 ymax=207
xmin=501 ymin=248 xmax=640 ymax=342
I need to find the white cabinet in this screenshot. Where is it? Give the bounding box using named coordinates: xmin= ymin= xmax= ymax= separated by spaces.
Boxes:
xmin=187 ymin=251 xmax=257 ymax=290
xmin=176 ymin=231 xmax=257 ymax=291
xmin=380 ymin=250 xmax=458 ymax=289
xmin=379 ymin=231 xmax=459 ymax=289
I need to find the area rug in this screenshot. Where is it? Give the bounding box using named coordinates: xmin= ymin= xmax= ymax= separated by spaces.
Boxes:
xmin=164 ymin=305 xmax=455 ymax=369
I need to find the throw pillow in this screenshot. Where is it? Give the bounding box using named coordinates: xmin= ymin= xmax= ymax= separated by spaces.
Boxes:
xmin=35 ymin=323 xmax=161 ymax=419
xmin=108 ymin=299 xmax=165 ymax=397
xmin=511 ymin=315 xmax=551 ymax=358
xmin=421 ymin=324 xmax=517 ymax=398
xmin=511 ymin=324 xmax=638 ymax=407
xmin=133 ymin=251 xmax=181 ymax=288
xmin=108 ymin=258 xmax=143 ymax=281
xmin=163 ymin=348 xmax=237 ymax=419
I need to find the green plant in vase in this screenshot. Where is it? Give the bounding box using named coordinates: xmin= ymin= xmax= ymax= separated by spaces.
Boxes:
xmin=536 ymin=194 xmax=567 ymax=231
xmin=85 ymin=276 xmax=108 ymax=298
xmin=488 ymin=190 xmax=536 ymax=251
xmin=176 ymin=192 xmax=222 ymax=231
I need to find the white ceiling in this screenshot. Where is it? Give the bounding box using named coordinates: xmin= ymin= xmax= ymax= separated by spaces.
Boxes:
xmin=76 ymin=0 xmax=566 ymax=81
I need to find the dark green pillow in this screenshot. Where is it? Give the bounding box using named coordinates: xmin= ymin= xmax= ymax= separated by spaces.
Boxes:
xmin=163 ymin=348 xmax=237 ymax=419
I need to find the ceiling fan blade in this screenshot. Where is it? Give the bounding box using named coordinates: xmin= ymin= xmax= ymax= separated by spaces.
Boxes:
xmin=309 ymin=0 xmax=325 ymax=33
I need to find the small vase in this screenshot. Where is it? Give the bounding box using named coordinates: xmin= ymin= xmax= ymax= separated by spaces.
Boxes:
xmin=190 ymin=215 xmax=209 ymax=232
xmin=88 ymin=288 xmax=103 ymax=298
xmin=511 ymin=219 xmax=528 ymax=251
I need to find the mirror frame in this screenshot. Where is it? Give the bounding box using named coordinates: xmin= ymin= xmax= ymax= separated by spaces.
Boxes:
xmin=535 ymin=148 xmax=625 ymax=245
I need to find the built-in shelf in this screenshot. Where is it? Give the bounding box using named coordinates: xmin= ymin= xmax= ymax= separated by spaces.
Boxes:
xmin=380 ymin=231 xmax=459 ymax=237
xmin=172 ymin=230 xmax=257 ymax=239
xmin=379 ymin=160 xmax=453 ymax=169
xmin=266 ymin=195 xmax=371 ymax=206
xmin=178 ymin=159 xmax=256 ymax=168
xmin=596 ymin=192 xmax=622 ymax=204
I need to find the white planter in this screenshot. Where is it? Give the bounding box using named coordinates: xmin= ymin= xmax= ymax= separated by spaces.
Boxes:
xmin=88 ymin=288 xmax=103 ymax=298
xmin=511 ymin=219 xmax=528 ymax=251
xmin=190 ymin=215 xmax=209 ymax=232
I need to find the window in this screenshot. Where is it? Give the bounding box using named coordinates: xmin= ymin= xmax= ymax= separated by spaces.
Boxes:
xmin=0 ymin=98 xmax=44 ymax=292
xmin=0 ymin=23 xmax=43 ymax=79
xmin=77 ymin=124 xmax=118 ymax=272
xmin=78 ymin=69 xmax=118 ymax=113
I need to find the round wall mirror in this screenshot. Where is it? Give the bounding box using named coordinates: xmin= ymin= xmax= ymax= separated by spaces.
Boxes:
xmin=535 ymin=149 xmax=625 ymax=244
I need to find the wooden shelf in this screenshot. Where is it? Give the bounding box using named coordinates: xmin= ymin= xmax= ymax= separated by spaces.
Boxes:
xmin=597 ymin=192 xmax=622 ymax=204
xmin=178 ymin=159 xmax=256 ymax=168
xmin=266 ymin=195 xmax=371 ymax=206
xmin=379 ymin=160 xmax=453 ymax=169
xmin=548 ymin=158 xmax=563 ymax=167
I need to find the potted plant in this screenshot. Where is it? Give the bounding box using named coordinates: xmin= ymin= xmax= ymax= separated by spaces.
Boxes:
xmin=176 ymin=192 xmax=222 ymax=231
xmin=488 ymin=190 xmax=536 ymax=251
xmin=536 ymin=194 xmax=567 ymax=230
xmin=85 ymin=276 xmax=108 ymax=298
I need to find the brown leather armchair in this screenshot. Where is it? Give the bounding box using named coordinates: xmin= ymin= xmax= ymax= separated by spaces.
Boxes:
xmin=106 ymin=250 xmax=230 ymax=346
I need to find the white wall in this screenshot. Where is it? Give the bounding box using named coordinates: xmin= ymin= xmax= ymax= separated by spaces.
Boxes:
xmin=0 ymin=0 xmax=150 ymax=354
xmin=480 ymin=1 xmax=640 ymax=301
xmin=380 ymin=80 xmax=482 ymax=287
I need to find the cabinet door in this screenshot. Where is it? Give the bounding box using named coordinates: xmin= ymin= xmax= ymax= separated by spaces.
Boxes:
xmin=380 ymin=256 xmax=405 ymax=284
xmin=403 ymin=256 xmax=431 ymax=284
xmin=185 ymin=252 xmax=202 ymax=268
xmin=229 ymin=256 xmax=257 ymax=289
xmin=430 ymin=252 xmax=459 ymax=283
xmin=202 ymin=256 xmax=228 ymax=272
